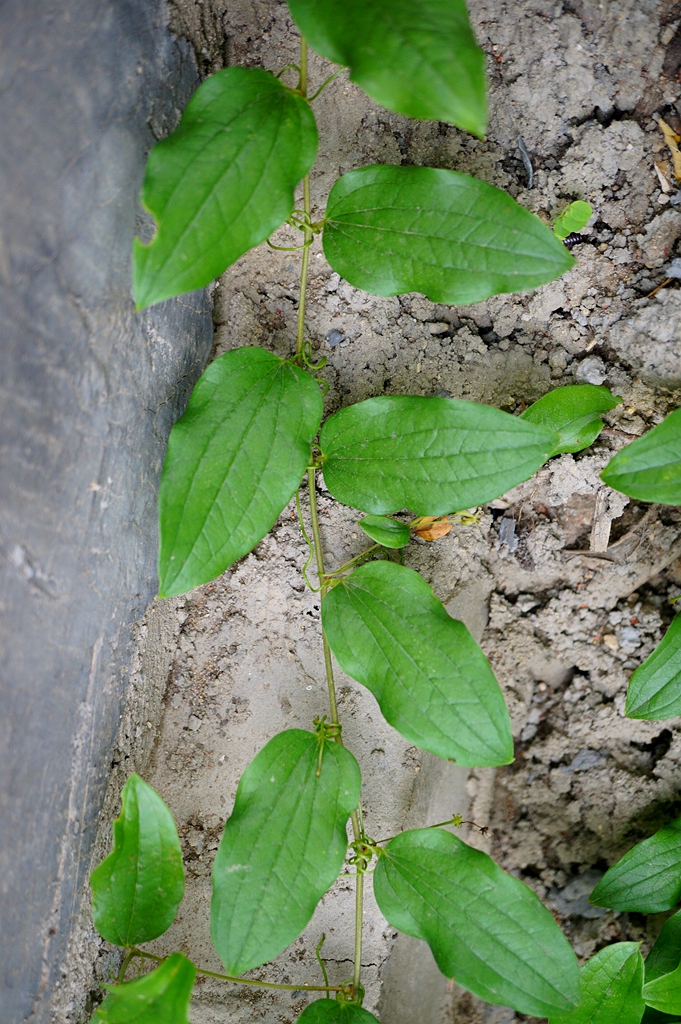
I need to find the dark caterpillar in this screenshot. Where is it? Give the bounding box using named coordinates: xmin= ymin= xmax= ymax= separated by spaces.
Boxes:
xmin=562 ymin=232 xmax=585 ymax=249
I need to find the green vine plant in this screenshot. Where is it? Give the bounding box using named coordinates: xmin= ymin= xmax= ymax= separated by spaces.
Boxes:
xmin=89 ymin=2 xmax=681 ymax=1022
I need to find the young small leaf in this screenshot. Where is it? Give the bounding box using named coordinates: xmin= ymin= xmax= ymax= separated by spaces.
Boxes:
xmin=553 ymin=200 xmax=593 ymax=241
xmin=90 ymin=774 xmax=184 ymax=947
xmin=322 ymin=165 xmax=575 ymax=305
xmin=358 ymin=515 xmax=411 ymax=549
xmin=644 ymin=964 xmax=681 ymax=1016
xmin=296 ymin=1000 xmax=380 ymax=1024
xmin=211 ymin=729 xmax=361 ymax=975
xmin=548 ymin=942 xmax=644 ymax=1024
xmin=373 ymin=828 xmax=580 ymax=1017
xmin=133 ymin=67 xmax=318 ymax=308
xmin=92 ymin=953 xmax=195 ymax=1023
xmin=319 ymin=395 xmax=558 ymax=515
xmin=286 ymin=0 xmax=486 ymax=137
xmin=626 ymin=616 xmax=681 ymax=720
xmin=646 ymin=912 xmax=681 ymax=983
xmin=601 ymin=408 xmax=681 ymax=505
xmin=158 ymin=347 xmax=323 ymax=597
xmin=590 ymin=815 xmax=681 ymax=913
xmin=521 ymin=385 xmax=621 ymax=456
xmin=322 ymin=562 xmax=513 ymax=766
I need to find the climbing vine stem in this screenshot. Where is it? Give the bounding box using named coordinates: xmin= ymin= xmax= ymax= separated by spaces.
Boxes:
xmin=306 ymin=465 xmax=364 ymax=999
xmin=295 ymin=39 xmax=364 ymax=989
xmin=296 ymin=37 xmax=313 ymax=362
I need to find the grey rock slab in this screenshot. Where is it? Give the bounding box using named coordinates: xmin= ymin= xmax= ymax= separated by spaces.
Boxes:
xmin=0 ymin=2 xmax=212 ymax=1021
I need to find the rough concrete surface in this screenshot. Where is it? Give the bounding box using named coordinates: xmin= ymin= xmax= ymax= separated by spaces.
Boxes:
xmin=71 ymin=1 xmax=681 ymax=1022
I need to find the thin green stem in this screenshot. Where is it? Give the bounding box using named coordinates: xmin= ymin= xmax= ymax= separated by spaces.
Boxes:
xmin=353 ymin=872 xmax=364 ymax=995
xmin=276 ymin=62 xmax=301 ymax=80
xmin=307 ymin=468 xmax=339 ymax=727
xmin=117 ymin=948 xmax=135 ymax=984
xmin=295 ymin=37 xmax=363 ymax=996
xmin=374 ymin=815 xmax=489 ymax=847
xmin=127 ymin=948 xmax=344 ymax=993
xmin=296 ymin=489 xmax=319 ymax=592
xmin=308 ymin=67 xmax=345 ymax=101
xmin=299 ymin=38 xmax=308 ymax=95
xmin=315 ymin=934 xmax=330 ymax=990
xmin=324 ymin=544 xmax=380 ymax=579
xmin=296 ymin=180 xmax=312 ymax=360
xmin=306 ymin=467 xmax=364 ymax=998
xmin=295 ymin=36 xmax=313 ymax=362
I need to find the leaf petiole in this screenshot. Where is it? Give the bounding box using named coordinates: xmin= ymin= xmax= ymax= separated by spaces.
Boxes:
xmin=323 ymin=545 xmax=381 ymax=580
xmin=127 ymin=947 xmax=348 ymax=994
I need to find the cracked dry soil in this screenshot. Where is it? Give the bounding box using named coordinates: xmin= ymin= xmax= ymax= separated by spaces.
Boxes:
xmin=70 ymin=2 xmax=681 ymax=1022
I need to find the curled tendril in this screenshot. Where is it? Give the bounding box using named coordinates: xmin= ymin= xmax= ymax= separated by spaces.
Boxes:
xmin=302 ymin=341 xmax=327 ymax=372
xmin=266 ymin=235 xmax=314 ymax=252
xmin=313 ymin=715 xmax=343 ymax=775
xmin=274 ymin=63 xmax=301 ymax=81
xmin=336 ymin=979 xmax=365 ymax=1007
xmin=287 ymin=210 xmax=324 ymax=234
xmin=308 ymin=68 xmax=345 ymax=101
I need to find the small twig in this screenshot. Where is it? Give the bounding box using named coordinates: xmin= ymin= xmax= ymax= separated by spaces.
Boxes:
xmin=589 ymin=486 xmax=612 ymax=553
xmin=647 ymin=277 xmax=672 ymax=298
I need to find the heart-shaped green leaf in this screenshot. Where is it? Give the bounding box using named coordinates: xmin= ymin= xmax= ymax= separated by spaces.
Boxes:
xmin=319 ymin=395 xmax=558 ymax=515
xmin=521 ymin=385 xmax=621 ymax=456
xmin=626 ymin=616 xmax=681 ymax=720
xmin=322 ymin=165 xmax=574 ymax=305
xmin=211 ymin=729 xmax=361 ymax=975
xmin=373 ymin=828 xmax=580 ymax=1017
xmin=590 ymin=816 xmax=681 ymax=913
xmin=358 ymin=515 xmax=411 ymax=548
xmin=92 ymin=954 xmax=195 ymax=1023
xmin=323 ymin=562 xmax=513 ymax=765
xmin=548 ymin=943 xmax=644 ymax=1024
xmin=645 ymin=964 xmax=681 ymax=1016
xmin=601 ymin=409 xmax=681 ymax=505
xmin=296 ymin=1001 xmax=380 ymax=1024
xmin=646 ymin=912 xmax=681 ymax=984
xmin=158 ymin=347 xmax=323 ymax=598
xmin=90 ymin=775 xmax=184 ymax=947
xmin=133 ymin=67 xmax=318 ymax=308
xmin=287 ymin=0 xmax=486 ymax=136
